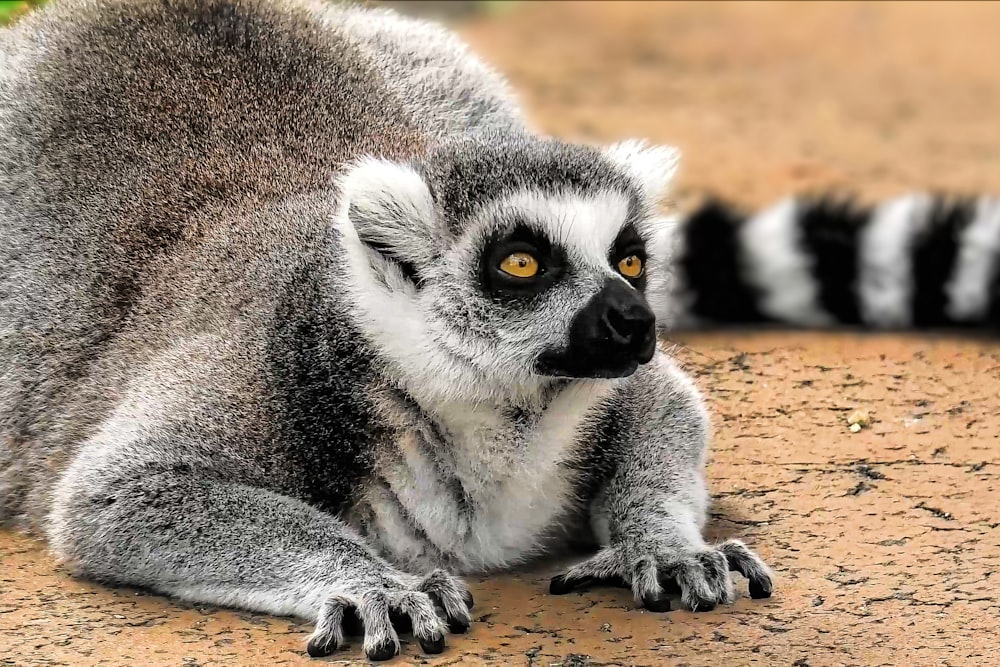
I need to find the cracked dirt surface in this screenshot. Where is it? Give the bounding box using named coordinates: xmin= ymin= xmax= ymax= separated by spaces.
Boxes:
xmin=2 ymin=2 xmax=999 ymax=665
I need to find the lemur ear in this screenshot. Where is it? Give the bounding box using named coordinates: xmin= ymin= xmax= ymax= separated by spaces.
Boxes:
xmin=337 ymin=158 xmax=438 ymax=284
xmin=604 ymin=139 xmax=681 ymax=206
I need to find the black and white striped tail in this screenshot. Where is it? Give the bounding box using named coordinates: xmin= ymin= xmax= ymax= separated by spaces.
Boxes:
xmin=664 ymin=193 xmax=1000 ymax=331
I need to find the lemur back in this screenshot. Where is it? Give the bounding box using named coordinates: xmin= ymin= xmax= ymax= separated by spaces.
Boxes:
xmin=0 ymin=0 xmax=521 ymax=523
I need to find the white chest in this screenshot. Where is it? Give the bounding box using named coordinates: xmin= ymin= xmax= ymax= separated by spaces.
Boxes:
xmin=370 ymin=380 xmax=617 ymax=573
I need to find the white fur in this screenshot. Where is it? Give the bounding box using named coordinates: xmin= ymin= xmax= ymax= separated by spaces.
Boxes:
xmin=169 ymin=578 xmax=330 ymax=622
xmin=738 ymin=197 xmax=832 ymax=326
xmin=170 ymin=555 xmax=398 ymax=624
xmin=477 ymin=188 xmax=634 ymax=266
xmin=334 ymin=160 xmax=483 ymax=405
xmin=604 ymin=139 xmax=681 ymax=206
xmin=337 ymin=158 xmax=439 ymax=266
xmin=377 ymin=430 xmax=472 ymax=558
xmin=858 ymin=193 xmax=933 ymax=328
xmin=336 ymin=229 xmax=462 ymax=400
xmin=376 ymin=377 xmax=621 ymax=573
xmin=946 ymin=197 xmax=1000 ymax=322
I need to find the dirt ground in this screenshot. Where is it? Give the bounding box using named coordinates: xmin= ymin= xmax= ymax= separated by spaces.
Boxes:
xmin=2 ymin=2 xmax=1000 ymax=665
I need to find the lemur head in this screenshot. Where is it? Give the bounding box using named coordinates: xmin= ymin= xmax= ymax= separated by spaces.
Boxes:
xmin=334 ymin=132 xmax=679 ymax=404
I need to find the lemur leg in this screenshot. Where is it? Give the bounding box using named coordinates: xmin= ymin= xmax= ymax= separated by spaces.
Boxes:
xmin=550 ymin=361 xmax=773 ymax=612
xmin=47 ymin=439 xmax=471 ymax=660
xmin=551 ymin=475 xmax=774 ymax=611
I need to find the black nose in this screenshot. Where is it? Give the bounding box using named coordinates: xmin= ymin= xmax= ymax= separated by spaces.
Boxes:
xmin=602 ymin=301 xmax=656 ymax=348
xmin=534 ymin=279 xmax=657 ymax=379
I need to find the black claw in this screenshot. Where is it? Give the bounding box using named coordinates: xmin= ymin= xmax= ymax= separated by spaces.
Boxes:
xmin=641 ymin=592 xmax=672 ymax=612
xmin=462 ymin=590 xmax=474 ymax=610
xmin=551 ymin=573 xmax=632 ymax=595
xmin=550 ymin=574 xmax=584 ymax=595
xmin=366 ymin=639 xmax=398 ymax=662
xmin=418 ymin=633 xmax=446 ymax=654
xmin=447 ymin=616 xmax=470 ymax=634
xmin=549 ymin=574 xmax=571 ymax=595
xmin=691 ymin=598 xmax=717 ymax=612
xmin=306 ymin=637 xmax=337 ymax=658
xmin=749 ymin=579 xmax=773 ymax=600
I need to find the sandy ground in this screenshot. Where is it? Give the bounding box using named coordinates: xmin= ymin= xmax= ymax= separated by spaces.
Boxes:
xmin=3 ymin=2 xmax=1000 ymax=665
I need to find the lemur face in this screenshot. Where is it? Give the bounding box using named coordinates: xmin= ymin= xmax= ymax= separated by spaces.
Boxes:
xmin=467 ymin=190 xmax=655 ymax=380
xmin=335 ymin=135 xmax=679 ymax=400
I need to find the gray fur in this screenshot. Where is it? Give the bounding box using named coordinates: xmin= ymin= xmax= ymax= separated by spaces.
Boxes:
xmin=0 ymin=0 xmax=771 ymax=660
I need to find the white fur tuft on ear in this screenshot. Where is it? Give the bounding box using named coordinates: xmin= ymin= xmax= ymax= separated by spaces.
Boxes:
xmin=604 ymin=139 xmax=681 ymax=205
xmin=336 ymin=157 xmax=438 ymax=271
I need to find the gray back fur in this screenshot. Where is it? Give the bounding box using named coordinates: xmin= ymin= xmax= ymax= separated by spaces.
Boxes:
xmin=0 ymin=0 xmax=527 ymax=524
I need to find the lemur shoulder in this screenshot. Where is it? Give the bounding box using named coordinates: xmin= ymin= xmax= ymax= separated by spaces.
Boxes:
xmin=0 ymin=0 xmax=776 ymax=660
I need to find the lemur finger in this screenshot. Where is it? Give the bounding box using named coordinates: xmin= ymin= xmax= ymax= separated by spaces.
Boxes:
xmin=549 ymin=548 xmax=624 ymax=595
xmin=718 ymin=539 xmax=774 ymax=599
xmin=631 ymin=556 xmax=670 ymax=612
xmin=306 ymin=595 xmax=352 ymax=658
xmin=419 ymin=569 xmax=472 ymax=634
xmin=549 ymin=573 xmax=597 ymax=595
xmin=357 ymin=591 xmax=400 ymax=661
xmin=698 ymin=550 xmax=735 ymax=605
xmin=395 ymin=591 xmax=448 ymax=655
xmin=671 ymin=557 xmax=718 ymax=612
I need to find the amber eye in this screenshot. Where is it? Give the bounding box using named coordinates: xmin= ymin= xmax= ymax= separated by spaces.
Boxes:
xmin=617 ymin=255 xmax=643 ymax=279
xmin=499 ymin=252 xmax=540 ymax=278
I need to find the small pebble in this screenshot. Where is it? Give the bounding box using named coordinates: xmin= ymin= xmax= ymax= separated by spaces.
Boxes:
xmin=847 ymin=409 xmax=871 ymax=429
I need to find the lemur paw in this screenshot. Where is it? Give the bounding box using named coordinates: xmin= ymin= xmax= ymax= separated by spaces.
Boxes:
xmin=549 ymin=538 xmax=773 ymax=612
xmin=306 ymin=569 xmax=473 ymax=661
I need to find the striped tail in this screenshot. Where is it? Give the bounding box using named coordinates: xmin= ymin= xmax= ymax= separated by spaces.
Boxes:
xmin=658 ymin=193 xmax=1000 ymax=331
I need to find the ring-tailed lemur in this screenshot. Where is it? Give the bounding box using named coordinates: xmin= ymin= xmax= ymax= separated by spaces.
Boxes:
xmin=3 ymin=0 xmax=990 ymax=661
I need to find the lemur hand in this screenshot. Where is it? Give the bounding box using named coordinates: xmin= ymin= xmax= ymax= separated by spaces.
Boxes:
xmin=307 ymin=569 xmax=473 ymax=661
xmin=549 ymin=539 xmax=772 ymax=612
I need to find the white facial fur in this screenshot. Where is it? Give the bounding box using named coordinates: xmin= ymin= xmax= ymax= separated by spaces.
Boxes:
xmin=334 ymin=142 xmax=679 ymax=406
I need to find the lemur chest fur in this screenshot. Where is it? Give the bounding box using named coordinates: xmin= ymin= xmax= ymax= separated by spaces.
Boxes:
xmin=354 ymin=380 xmax=618 ymax=573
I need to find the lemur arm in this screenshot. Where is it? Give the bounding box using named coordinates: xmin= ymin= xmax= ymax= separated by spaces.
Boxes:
xmin=550 ymin=354 xmax=773 ymax=611
xmin=46 ymin=416 xmax=471 ymax=661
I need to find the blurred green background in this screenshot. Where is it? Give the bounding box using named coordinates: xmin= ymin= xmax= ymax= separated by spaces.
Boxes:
xmin=0 ymin=0 xmax=44 ymax=25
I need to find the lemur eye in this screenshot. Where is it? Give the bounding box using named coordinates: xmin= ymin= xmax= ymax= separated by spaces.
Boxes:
xmin=617 ymin=255 xmax=643 ymax=279
xmin=499 ymin=252 xmax=539 ymax=278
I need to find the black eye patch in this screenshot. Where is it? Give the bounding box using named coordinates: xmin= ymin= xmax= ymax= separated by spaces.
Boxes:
xmin=479 ymin=223 xmax=567 ymax=297
xmin=609 ymin=223 xmax=648 ymax=290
